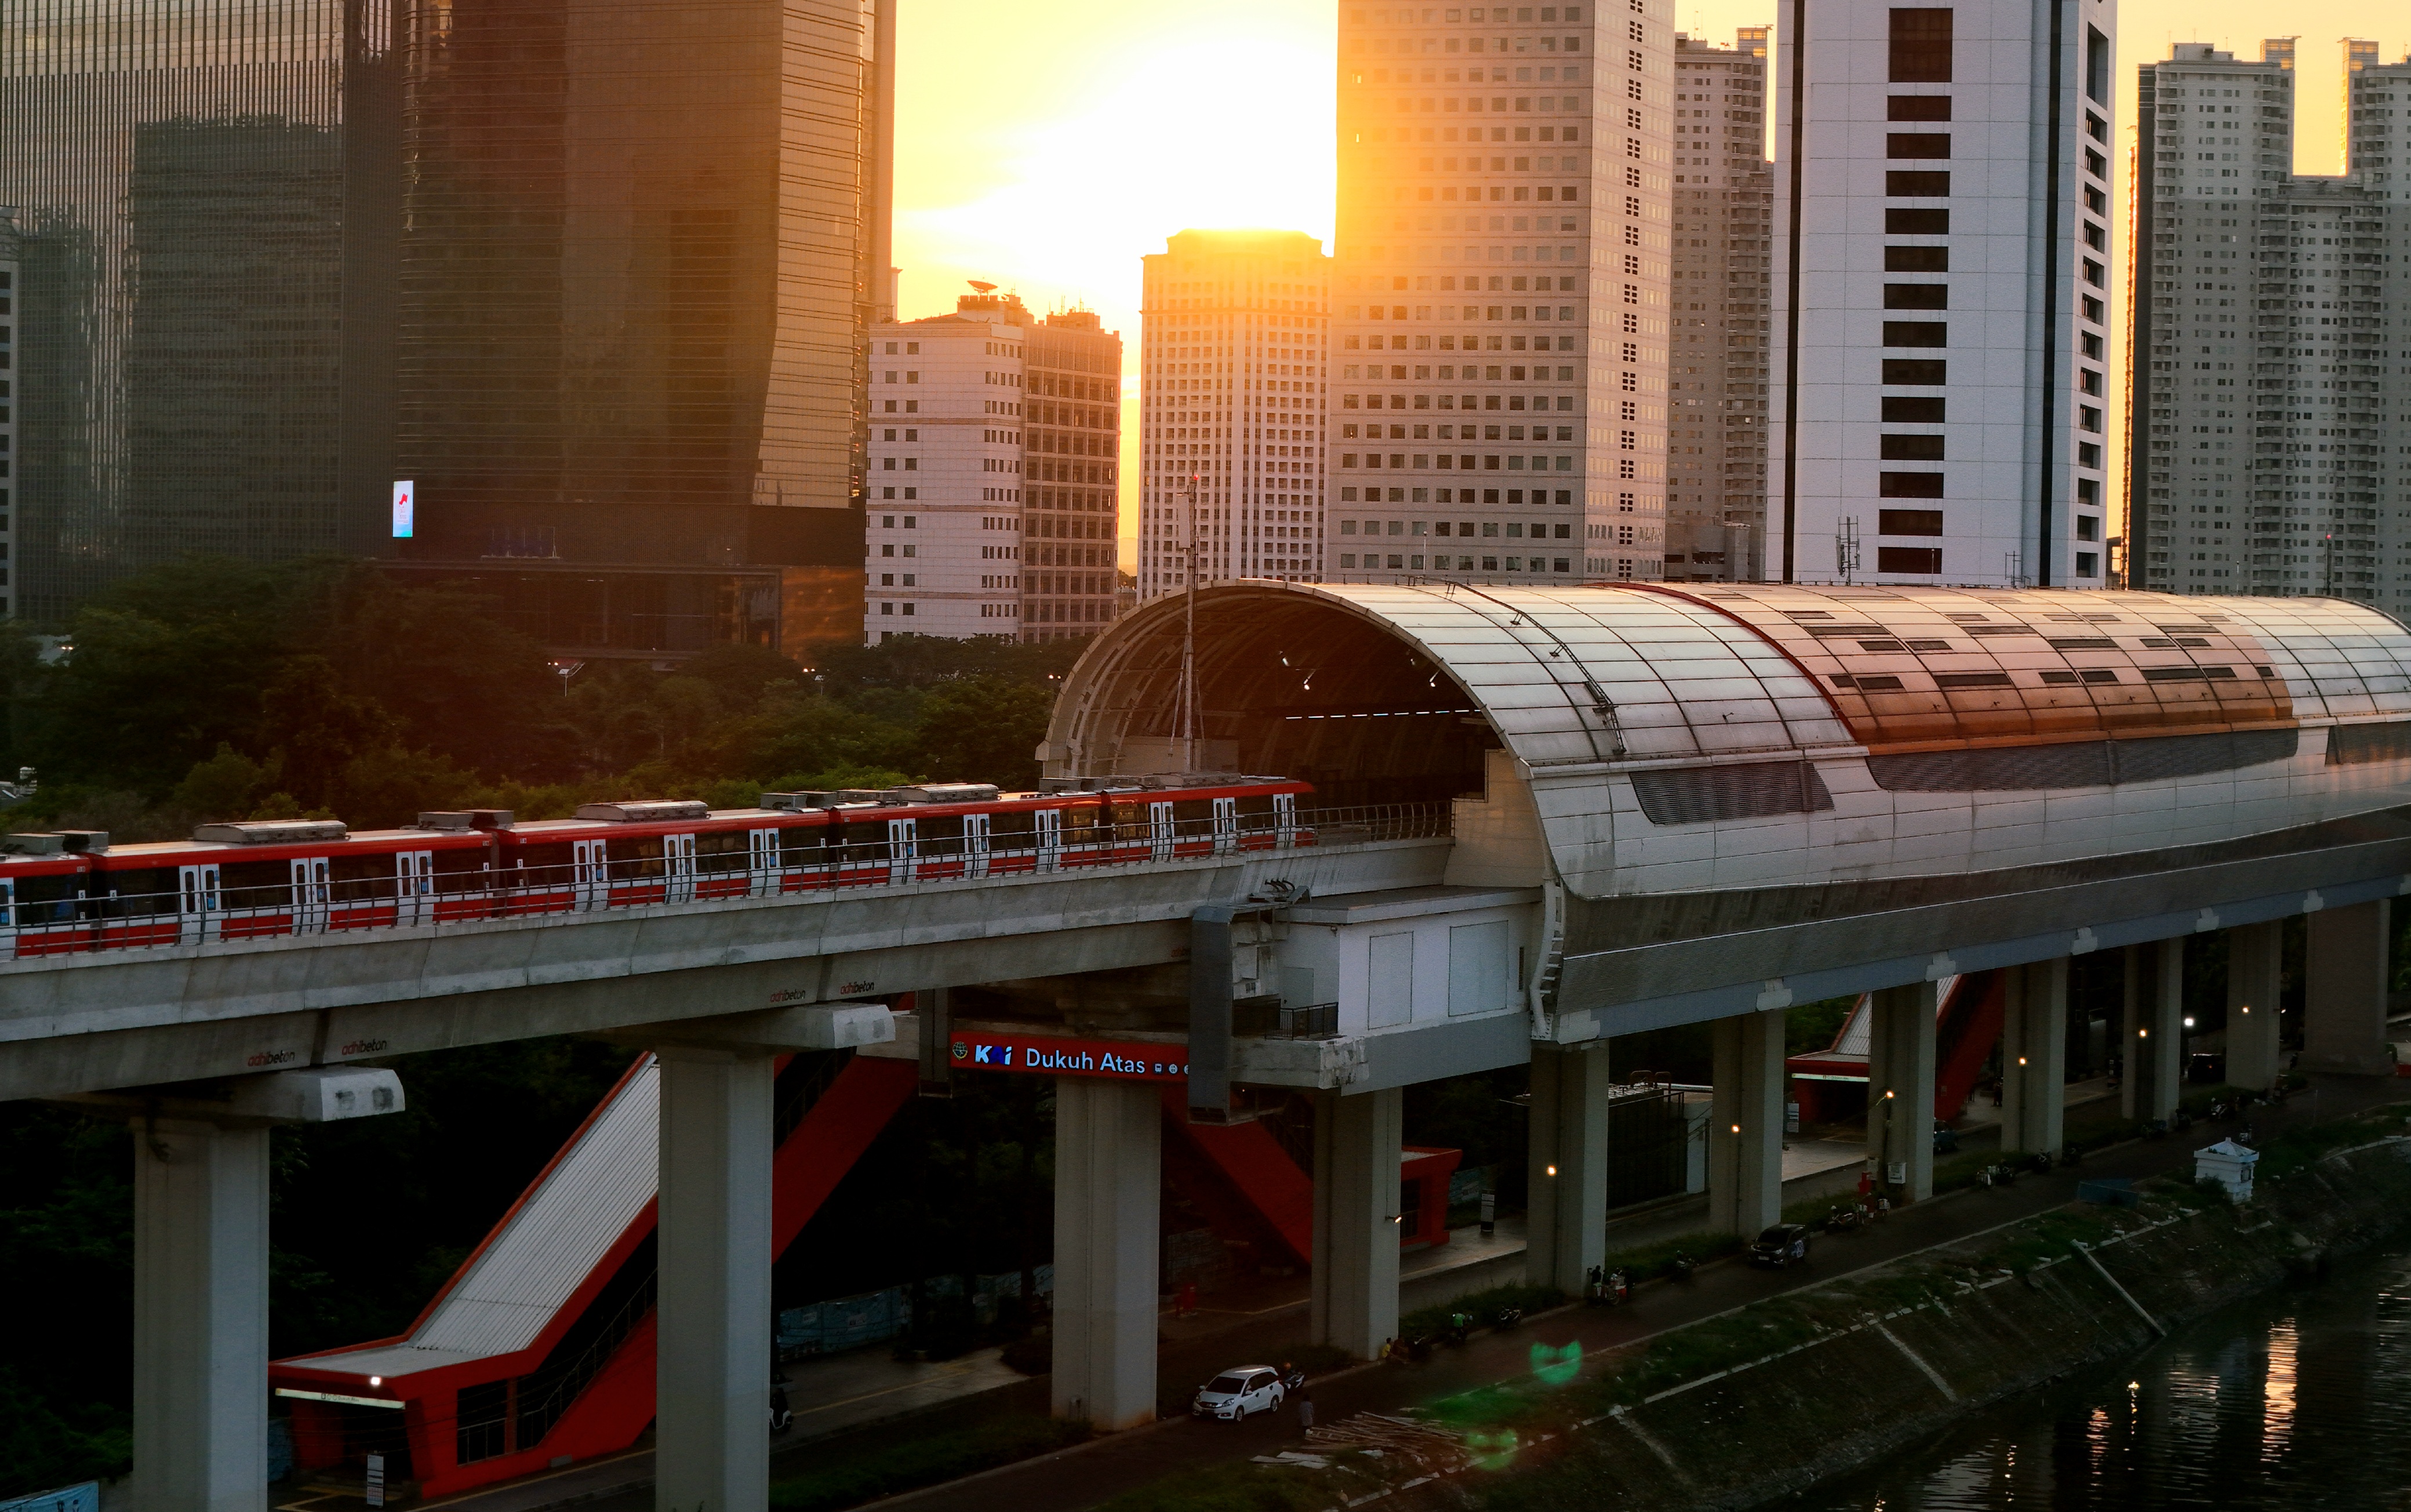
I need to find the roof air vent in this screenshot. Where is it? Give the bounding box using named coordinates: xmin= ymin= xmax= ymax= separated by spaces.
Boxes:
xmin=573 ymin=800 xmax=711 ymax=824
xmin=192 ymin=819 xmax=350 ymax=845
xmin=885 ymin=784 xmax=1001 ymax=805
xmin=416 ymin=809 xmax=515 ymax=832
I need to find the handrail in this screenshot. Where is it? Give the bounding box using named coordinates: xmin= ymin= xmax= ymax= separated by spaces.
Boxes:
xmin=0 ymin=803 xmax=1453 ymax=963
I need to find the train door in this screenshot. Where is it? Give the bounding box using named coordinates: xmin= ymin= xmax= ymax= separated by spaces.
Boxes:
xmin=1035 ymin=808 xmax=1062 ymax=872
xmin=572 ymin=840 xmax=606 ymax=910
xmin=963 ymin=813 xmax=991 ymax=880
xmin=1274 ymin=792 xmax=1298 ymax=847
xmin=0 ymin=877 xmax=15 ymax=954
xmin=178 ymin=864 xmax=221 ymax=943
xmin=397 ymin=851 xmax=432 ymax=926
xmin=666 ymin=833 xmax=697 ymax=903
xmin=886 ymin=818 xmax=916 ymax=885
xmin=1148 ymin=800 xmax=1176 ymax=861
xmin=291 ymin=857 xmax=331 ymax=934
xmin=748 ymin=829 xmax=779 ymax=897
xmin=1212 ymin=797 xmax=1239 ymax=855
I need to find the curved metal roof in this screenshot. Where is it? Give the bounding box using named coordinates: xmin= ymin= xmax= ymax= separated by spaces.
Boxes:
xmin=1051 ymin=584 xmax=2411 ymax=897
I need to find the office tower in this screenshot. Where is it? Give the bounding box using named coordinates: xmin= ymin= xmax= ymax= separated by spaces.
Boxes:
xmin=1136 ymin=229 xmax=1330 ymax=599
xmin=867 ymin=291 xmax=1121 ymax=642
xmin=0 ymin=0 xmax=401 ymax=622
xmin=1329 ymin=1 xmax=1672 ymax=586
xmin=2130 ymin=41 xmax=2409 ymax=602
xmin=0 ymin=212 xmax=16 ymax=617
xmin=1665 ymin=28 xmax=1772 ymax=582
xmin=1769 ymin=0 xmax=2118 ymax=587
xmin=388 ymin=0 xmax=893 ymax=661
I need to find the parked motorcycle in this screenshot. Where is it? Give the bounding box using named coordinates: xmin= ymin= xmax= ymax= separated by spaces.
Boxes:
xmin=769 ymin=1379 xmax=794 ymax=1436
xmin=1824 ymin=1204 xmax=1863 ymax=1234
xmin=1669 ymin=1252 xmax=1697 ymax=1281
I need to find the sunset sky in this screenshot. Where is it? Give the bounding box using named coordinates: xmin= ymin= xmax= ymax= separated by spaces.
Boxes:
xmin=888 ymin=1 xmax=2410 ymax=555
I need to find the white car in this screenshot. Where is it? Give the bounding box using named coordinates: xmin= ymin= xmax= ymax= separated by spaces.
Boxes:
xmin=1192 ymin=1365 xmax=1286 ymax=1420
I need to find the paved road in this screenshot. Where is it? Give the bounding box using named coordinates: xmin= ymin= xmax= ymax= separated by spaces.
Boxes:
xmin=552 ymin=1076 xmax=2404 ymax=1512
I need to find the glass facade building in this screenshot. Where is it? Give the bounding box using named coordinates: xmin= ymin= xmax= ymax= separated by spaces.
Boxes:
xmin=386 ymin=0 xmax=888 ymax=661
xmin=0 ymin=0 xmax=399 ymax=621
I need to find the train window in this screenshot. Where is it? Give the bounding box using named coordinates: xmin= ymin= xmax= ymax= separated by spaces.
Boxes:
xmin=1060 ymin=804 xmax=1107 ymax=845
xmin=104 ymin=867 xmax=180 ymax=916
xmin=778 ymin=826 xmax=828 ymax=866
xmin=610 ymin=837 xmax=667 ymax=880
xmin=328 ymin=855 xmax=398 ymax=902
xmin=433 ymin=847 xmax=493 ymax=892
xmin=10 ymin=873 xmax=79 ymax=923
xmin=218 ymin=861 xmax=293 ymax=908
xmin=514 ymin=843 xmax=575 ymax=883
xmin=1235 ymin=795 xmax=1278 ymax=828
xmin=1110 ymin=800 xmax=1153 ymax=839
xmin=1172 ymin=800 xmax=1214 ymax=829
xmin=841 ymin=822 xmax=890 ymax=863
xmin=918 ymin=816 xmax=965 ymax=854
xmin=695 ymin=830 xmax=751 ymax=873
xmin=989 ymin=809 xmax=1039 ymax=846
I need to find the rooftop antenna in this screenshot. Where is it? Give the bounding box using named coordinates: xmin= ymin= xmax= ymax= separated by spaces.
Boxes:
xmin=967 ymin=279 xmax=997 ymax=293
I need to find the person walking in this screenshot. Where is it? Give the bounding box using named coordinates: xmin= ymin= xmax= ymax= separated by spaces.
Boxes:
xmin=1294 ymin=1387 xmax=1315 ymax=1433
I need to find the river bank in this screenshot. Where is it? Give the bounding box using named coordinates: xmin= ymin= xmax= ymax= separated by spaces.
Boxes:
xmin=1106 ymin=1099 xmax=2411 ymax=1512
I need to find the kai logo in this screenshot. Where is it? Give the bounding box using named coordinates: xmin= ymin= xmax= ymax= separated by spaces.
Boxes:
xmin=950 ymin=1040 xmax=970 ymax=1061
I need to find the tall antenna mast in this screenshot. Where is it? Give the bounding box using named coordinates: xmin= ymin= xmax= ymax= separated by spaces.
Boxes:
xmin=1176 ymin=473 xmax=1201 ymax=771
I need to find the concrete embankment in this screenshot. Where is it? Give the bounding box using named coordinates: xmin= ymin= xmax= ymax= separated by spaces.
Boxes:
xmin=1297 ymin=1128 xmax=2411 ymax=1512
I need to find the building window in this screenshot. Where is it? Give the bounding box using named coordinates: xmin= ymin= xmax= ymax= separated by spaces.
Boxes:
xmin=1889 ymin=8 xmax=1953 ymax=83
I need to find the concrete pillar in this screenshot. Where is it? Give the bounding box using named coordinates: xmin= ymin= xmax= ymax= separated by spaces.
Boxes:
xmin=1707 ymin=1012 xmax=1784 ymax=1236
xmin=1310 ymin=1087 xmax=1402 ymax=1360
xmin=2122 ymin=939 xmax=2184 ymax=1123
xmin=2225 ymin=920 xmax=2285 ymax=1091
xmin=2303 ymin=899 xmax=2396 ymax=1075
xmin=1524 ymin=1041 xmax=1612 ymax=1295
xmin=2001 ymin=957 xmax=2070 ymax=1157
xmin=132 ymin=1118 xmax=270 ymax=1512
xmin=1050 ymin=1076 xmax=1162 ymax=1429
xmin=1868 ymin=981 xmax=1937 ymax=1201
xmin=655 ymin=1046 xmax=775 ymax=1512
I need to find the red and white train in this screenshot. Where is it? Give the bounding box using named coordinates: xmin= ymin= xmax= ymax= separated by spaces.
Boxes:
xmin=0 ymin=778 xmax=1312 ymax=959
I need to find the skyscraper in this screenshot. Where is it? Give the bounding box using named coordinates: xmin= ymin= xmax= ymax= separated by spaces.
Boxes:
xmin=1136 ymin=229 xmax=1330 ymax=598
xmin=2129 ymin=41 xmax=2408 ymax=603
xmin=0 ymin=211 xmax=18 ymax=618
xmin=388 ymin=0 xmax=893 ymax=662
xmin=1665 ymin=28 xmax=1771 ymax=582
xmin=0 ymin=0 xmax=401 ymax=621
xmin=1769 ymin=0 xmax=2118 ymax=587
xmin=866 ymin=290 xmax=1121 ymax=642
xmin=1328 ymin=1 xmax=1674 ymax=586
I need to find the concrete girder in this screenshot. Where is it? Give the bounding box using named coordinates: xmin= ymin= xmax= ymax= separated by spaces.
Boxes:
xmin=1524 ymin=1041 xmax=1612 ymax=1294
xmin=1310 ymin=1087 xmax=1404 ymax=1360
xmin=1051 ymin=1077 xmax=1162 ymax=1430
xmin=2123 ymin=939 xmax=2185 ymax=1125
xmin=2000 ymin=957 xmax=2069 ymax=1157
xmin=0 ymin=840 xmax=1448 ymax=1101
xmin=1869 ymin=981 xmax=1938 ymax=1202
xmin=1708 ymin=1012 xmax=1785 ymax=1236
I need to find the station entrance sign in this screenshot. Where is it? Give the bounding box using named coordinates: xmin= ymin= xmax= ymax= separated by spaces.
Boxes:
xmin=948 ymin=1031 xmax=1188 ymax=1081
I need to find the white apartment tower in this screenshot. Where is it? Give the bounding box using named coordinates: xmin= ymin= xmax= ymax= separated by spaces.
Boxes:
xmin=866 ymin=291 xmax=1122 ymax=642
xmin=1665 ymin=28 xmax=1772 ymax=581
xmin=1136 ymin=229 xmax=1332 ymax=598
xmin=1770 ymin=0 xmax=2118 ymax=587
xmin=1330 ymin=1 xmax=1675 ymax=585
xmin=2131 ymin=41 xmax=2410 ymax=603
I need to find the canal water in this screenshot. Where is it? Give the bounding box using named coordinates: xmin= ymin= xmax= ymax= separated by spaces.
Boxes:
xmin=1792 ymin=1238 xmax=2411 ymax=1511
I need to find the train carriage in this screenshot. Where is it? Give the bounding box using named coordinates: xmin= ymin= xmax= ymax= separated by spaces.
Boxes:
xmin=0 ymin=777 xmax=1315 ymax=960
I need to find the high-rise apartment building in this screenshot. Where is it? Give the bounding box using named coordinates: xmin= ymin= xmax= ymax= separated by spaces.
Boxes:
xmin=2130 ymin=41 xmax=2409 ymax=603
xmin=1665 ymin=28 xmax=1771 ymax=582
xmin=390 ymin=0 xmax=893 ymax=661
xmin=0 ymin=211 xmax=17 ymax=618
xmin=0 ymin=0 xmax=401 ymax=621
xmin=1328 ymin=1 xmax=1674 ymax=586
xmin=1136 ymin=229 xmax=1331 ymax=598
xmin=868 ymin=292 xmax=1121 ymax=641
xmin=1770 ymin=0 xmax=2118 ymax=587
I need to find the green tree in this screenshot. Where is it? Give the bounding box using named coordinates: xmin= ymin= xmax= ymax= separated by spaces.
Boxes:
xmin=910 ymin=677 xmax=1056 ymax=789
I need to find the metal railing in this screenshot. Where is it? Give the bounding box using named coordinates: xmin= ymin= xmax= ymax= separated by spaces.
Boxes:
xmin=0 ymin=803 xmax=1452 ymax=962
